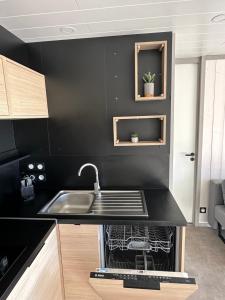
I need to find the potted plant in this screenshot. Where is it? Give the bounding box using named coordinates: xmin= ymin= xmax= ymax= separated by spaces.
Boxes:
xmin=143 ymin=72 xmax=156 ymax=97
xmin=131 ymin=132 xmax=139 ymax=143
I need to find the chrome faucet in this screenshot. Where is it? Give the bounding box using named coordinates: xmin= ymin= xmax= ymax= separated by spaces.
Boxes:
xmin=78 ymin=163 xmax=101 ymax=198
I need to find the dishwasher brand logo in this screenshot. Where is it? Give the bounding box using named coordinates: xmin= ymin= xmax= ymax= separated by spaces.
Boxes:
xmin=95 ymin=273 xmax=105 ymax=278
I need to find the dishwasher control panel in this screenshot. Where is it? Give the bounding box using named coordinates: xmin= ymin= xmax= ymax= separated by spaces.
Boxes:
xmin=90 ymin=272 xmax=196 ymax=285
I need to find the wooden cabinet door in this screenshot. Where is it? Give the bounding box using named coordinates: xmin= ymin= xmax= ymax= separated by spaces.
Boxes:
xmin=7 ymin=227 xmax=64 ymax=300
xmin=59 ymin=224 xmax=101 ymax=300
xmin=3 ymin=58 xmax=48 ymax=118
xmin=0 ymin=58 xmax=9 ymax=116
xmin=89 ymin=277 xmax=197 ymax=300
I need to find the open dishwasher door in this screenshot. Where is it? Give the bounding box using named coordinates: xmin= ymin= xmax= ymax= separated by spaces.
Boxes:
xmin=89 ymin=268 xmax=197 ymax=300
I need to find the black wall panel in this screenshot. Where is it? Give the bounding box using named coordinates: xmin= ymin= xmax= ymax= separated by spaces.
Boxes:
xmin=117 ymin=119 xmax=161 ymax=141
xmin=15 ymin=32 xmax=172 ymax=189
xmin=138 ymin=50 xmax=162 ymax=97
xmin=13 ymin=119 xmax=50 ymax=156
xmin=0 ymin=26 xmax=29 ymax=66
xmin=0 ymin=121 xmax=15 ymax=154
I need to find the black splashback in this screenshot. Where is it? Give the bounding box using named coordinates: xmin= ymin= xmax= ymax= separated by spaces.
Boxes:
xmin=0 ymin=121 xmax=15 ymax=154
xmin=14 ymin=32 xmax=172 ymax=189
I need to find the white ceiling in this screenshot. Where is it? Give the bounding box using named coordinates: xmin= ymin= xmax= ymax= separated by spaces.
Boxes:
xmin=0 ymin=0 xmax=225 ymax=58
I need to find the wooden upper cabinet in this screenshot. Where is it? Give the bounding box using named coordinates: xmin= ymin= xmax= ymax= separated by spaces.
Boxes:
xmin=0 ymin=55 xmax=49 ymax=119
xmin=0 ymin=58 xmax=9 ymax=116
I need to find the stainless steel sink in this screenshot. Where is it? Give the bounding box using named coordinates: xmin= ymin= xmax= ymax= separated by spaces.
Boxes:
xmin=39 ymin=190 xmax=148 ymax=217
xmin=39 ymin=190 xmax=95 ymax=214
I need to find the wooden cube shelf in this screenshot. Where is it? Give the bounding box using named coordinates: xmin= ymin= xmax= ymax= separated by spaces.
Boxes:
xmin=113 ymin=115 xmax=166 ymax=146
xmin=135 ymin=41 xmax=167 ymax=101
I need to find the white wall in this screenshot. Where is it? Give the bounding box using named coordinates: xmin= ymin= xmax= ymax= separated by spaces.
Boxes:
xmin=198 ymin=59 xmax=225 ymax=224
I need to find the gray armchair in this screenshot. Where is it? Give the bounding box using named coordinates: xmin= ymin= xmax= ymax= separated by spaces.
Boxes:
xmin=208 ymin=180 xmax=225 ymax=242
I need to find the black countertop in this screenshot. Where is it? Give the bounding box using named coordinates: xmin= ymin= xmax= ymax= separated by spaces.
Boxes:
xmin=0 ymin=188 xmax=187 ymax=226
xmin=0 ymin=219 xmax=55 ymax=300
xmin=0 ymin=188 xmax=186 ymax=298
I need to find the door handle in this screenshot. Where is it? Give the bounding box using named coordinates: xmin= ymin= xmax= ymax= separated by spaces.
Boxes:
xmin=185 ymin=152 xmax=195 ymax=157
xmin=185 ymin=152 xmax=195 ymax=161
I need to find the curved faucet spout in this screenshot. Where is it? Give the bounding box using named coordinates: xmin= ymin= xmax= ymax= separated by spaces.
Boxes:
xmin=78 ymin=163 xmax=101 ymax=197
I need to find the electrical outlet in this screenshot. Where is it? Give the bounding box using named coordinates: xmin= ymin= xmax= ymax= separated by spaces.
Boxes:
xmin=37 ymin=174 xmax=46 ymax=182
xmin=27 ymin=163 xmax=35 ymax=170
xmin=36 ymin=163 xmax=45 ymax=171
xmin=200 ymin=207 xmax=207 ymax=213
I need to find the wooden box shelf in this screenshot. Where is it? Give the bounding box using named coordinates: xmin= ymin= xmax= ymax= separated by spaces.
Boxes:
xmin=135 ymin=41 xmax=167 ymax=101
xmin=113 ymin=115 xmax=166 ymax=146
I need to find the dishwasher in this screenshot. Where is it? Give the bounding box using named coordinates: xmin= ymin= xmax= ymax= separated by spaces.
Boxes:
xmin=89 ymin=224 xmax=197 ymax=300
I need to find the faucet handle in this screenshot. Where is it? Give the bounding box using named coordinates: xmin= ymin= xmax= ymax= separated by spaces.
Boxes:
xmin=94 ymin=182 xmax=101 ymax=198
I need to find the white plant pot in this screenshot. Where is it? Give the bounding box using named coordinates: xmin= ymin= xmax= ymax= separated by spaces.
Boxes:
xmin=131 ymin=136 xmax=139 ymax=143
xmin=144 ymin=82 xmax=154 ymax=97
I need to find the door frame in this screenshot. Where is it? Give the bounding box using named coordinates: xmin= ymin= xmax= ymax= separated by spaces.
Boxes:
xmin=195 ymin=54 xmax=225 ymax=227
xmin=169 ymin=52 xmax=201 ymax=226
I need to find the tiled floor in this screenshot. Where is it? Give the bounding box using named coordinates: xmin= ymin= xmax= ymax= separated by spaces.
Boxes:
xmin=185 ymin=225 xmax=225 ymax=300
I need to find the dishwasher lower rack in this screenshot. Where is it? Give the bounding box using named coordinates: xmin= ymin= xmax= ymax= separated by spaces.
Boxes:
xmin=105 ymin=225 xmax=174 ymax=253
xmin=107 ymin=250 xmax=173 ymax=271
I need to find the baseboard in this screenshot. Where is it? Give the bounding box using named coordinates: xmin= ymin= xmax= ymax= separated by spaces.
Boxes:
xmin=186 ymin=222 xmax=211 ymax=228
xmin=197 ymin=222 xmax=211 ymax=227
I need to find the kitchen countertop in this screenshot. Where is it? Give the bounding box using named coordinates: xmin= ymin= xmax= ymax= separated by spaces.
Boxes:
xmin=0 ymin=188 xmax=187 ymax=226
xmin=0 ymin=188 xmax=186 ymax=298
xmin=0 ymin=219 xmax=55 ymax=300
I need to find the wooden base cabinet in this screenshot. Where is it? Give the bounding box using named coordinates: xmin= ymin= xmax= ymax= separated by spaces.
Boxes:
xmin=0 ymin=55 xmax=49 ymax=119
xmin=59 ymin=224 xmax=101 ymax=300
xmin=7 ymin=227 xmax=64 ymax=300
xmin=59 ymin=225 xmax=197 ymax=300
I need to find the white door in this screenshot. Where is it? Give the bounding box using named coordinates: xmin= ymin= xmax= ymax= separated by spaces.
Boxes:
xmin=171 ymin=63 xmax=198 ymax=223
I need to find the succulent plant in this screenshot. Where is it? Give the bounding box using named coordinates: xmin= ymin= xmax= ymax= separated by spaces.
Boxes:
xmin=142 ymin=72 xmax=156 ymax=83
xmin=131 ymin=132 xmax=139 ymax=138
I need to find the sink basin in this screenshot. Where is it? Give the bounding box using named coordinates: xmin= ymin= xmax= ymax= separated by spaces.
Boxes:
xmin=39 ymin=190 xmax=148 ymax=217
xmin=39 ymin=190 xmax=94 ymax=214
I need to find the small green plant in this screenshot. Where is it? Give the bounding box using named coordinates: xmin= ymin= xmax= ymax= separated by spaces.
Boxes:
xmin=131 ymin=132 xmax=139 ymax=138
xmin=142 ymin=72 xmax=156 ymax=83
